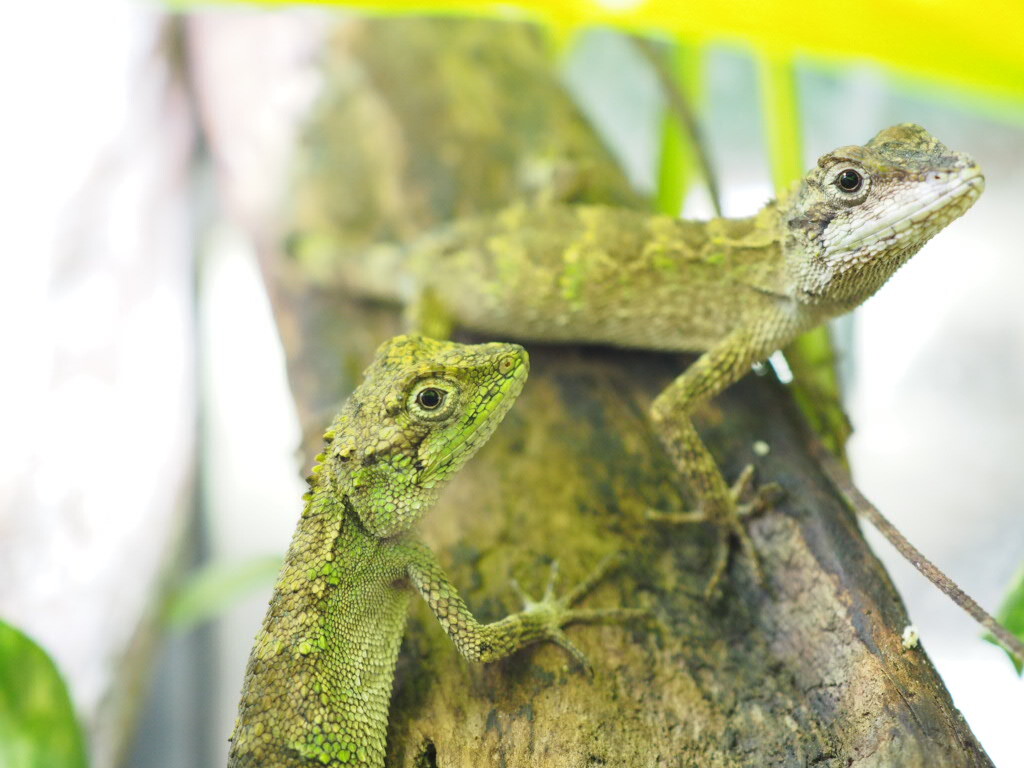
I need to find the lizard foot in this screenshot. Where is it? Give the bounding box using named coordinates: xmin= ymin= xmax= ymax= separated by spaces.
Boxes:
xmin=647 ymin=464 xmax=784 ymax=598
xmin=508 ymin=556 xmax=648 ymax=674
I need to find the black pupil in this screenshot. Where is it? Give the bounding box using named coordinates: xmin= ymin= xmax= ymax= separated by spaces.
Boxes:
xmin=418 ymin=388 xmax=443 ymax=409
xmin=838 ymin=169 xmax=862 ymax=191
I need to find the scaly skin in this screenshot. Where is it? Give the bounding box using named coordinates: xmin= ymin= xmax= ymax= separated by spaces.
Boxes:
xmin=228 ymin=336 xmax=638 ymax=768
xmin=367 ymin=124 xmax=984 ymax=595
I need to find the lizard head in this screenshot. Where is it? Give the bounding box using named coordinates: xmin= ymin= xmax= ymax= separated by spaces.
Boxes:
xmin=782 ymin=123 xmax=983 ymax=309
xmin=325 ymin=334 xmax=528 ymax=537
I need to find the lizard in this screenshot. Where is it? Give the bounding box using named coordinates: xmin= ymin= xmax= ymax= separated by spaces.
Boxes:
xmin=227 ymin=334 xmax=640 ymax=768
xmin=324 ymin=124 xmax=984 ymax=596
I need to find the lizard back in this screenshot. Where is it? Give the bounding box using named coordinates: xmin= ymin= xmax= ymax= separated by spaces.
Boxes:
xmin=412 ymin=202 xmax=794 ymax=353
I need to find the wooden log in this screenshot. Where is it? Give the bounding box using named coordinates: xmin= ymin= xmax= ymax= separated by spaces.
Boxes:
xmin=189 ymin=14 xmax=993 ymax=767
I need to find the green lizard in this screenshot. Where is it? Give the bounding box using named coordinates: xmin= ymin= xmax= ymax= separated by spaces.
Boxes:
xmin=330 ymin=124 xmax=984 ymax=595
xmin=227 ymin=335 xmax=638 ymax=768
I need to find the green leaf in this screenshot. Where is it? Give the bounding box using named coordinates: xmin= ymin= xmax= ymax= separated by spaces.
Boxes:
xmin=985 ymin=565 xmax=1024 ymax=675
xmin=164 ymin=555 xmax=283 ymax=630
xmin=655 ymin=107 xmax=689 ymax=217
xmin=0 ymin=619 xmax=89 ymax=768
xmin=650 ymin=39 xmax=710 ymax=217
xmin=757 ymin=53 xmax=803 ymax=193
xmin=784 ymin=326 xmax=852 ymax=461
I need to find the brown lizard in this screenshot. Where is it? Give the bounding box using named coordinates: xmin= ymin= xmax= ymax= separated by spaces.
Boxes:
xmin=330 ymin=124 xmax=984 ymax=595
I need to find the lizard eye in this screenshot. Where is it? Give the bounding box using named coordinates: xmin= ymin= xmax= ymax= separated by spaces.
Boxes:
xmin=407 ymin=376 xmax=459 ymax=421
xmin=497 ymin=355 xmax=517 ymax=375
xmin=835 ymin=168 xmax=863 ymax=192
xmin=415 ymin=387 xmax=446 ymax=410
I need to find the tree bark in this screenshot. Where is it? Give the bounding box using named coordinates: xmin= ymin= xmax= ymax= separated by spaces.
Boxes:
xmin=188 ymin=14 xmax=993 ymax=767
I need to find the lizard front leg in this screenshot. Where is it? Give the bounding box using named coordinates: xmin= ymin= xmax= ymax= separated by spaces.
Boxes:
xmin=649 ymin=325 xmax=784 ymax=597
xmin=403 ymin=542 xmax=645 ymax=671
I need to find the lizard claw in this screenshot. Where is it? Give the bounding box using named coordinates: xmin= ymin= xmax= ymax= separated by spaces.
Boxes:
xmin=542 ymin=559 xmax=560 ymax=603
xmin=508 ymin=576 xmax=530 ymax=607
xmin=509 ymin=555 xmax=644 ymax=672
xmin=547 ymin=628 xmax=593 ymax=676
xmin=648 ymin=464 xmax=785 ymax=598
xmin=508 ymin=560 xmax=562 ymax=610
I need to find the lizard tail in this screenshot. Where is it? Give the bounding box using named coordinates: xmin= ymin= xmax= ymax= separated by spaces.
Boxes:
xmin=334 ymin=242 xmax=410 ymax=304
xmin=288 ymin=231 xmax=410 ymax=303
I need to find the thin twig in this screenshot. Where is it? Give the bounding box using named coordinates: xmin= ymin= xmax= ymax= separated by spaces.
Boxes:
xmin=809 ymin=439 xmax=1024 ymax=664
xmin=629 ymin=35 xmax=723 ymax=217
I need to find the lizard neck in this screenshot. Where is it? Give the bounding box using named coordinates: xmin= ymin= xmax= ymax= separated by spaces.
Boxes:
xmin=229 ymin=488 xmax=412 ymax=768
xmin=782 ymin=222 xmax=927 ymax=319
xmin=701 ymin=201 xmax=792 ymax=301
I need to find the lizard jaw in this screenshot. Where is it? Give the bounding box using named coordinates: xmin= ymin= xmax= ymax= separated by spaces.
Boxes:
xmin=824 ymin=165 xmax=984 ymax=269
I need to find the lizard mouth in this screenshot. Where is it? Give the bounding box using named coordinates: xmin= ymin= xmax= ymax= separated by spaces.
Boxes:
xmin=831 ymin=167 xmax=984 ymax=255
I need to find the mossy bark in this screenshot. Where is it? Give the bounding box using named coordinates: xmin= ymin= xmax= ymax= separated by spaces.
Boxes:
xmin=191 ymin=14 xmax=993 ymax=768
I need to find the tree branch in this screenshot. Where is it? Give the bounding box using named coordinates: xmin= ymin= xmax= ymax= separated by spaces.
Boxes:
xmin=188 ymin=14 xmax=997 ymax=767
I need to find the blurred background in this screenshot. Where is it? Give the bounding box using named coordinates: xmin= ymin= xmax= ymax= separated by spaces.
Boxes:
xmin=1 ymin=1 xmax=1022 ymax=766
